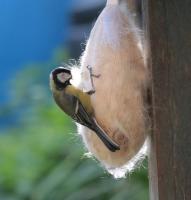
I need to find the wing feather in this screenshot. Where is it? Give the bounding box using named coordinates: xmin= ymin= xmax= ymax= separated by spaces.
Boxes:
xmin=72 ymin=98 xmax=120 ymax=152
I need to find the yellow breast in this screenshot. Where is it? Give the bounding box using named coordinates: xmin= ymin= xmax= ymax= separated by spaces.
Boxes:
xmin=65 ymin=85 xmax=93 ymax=114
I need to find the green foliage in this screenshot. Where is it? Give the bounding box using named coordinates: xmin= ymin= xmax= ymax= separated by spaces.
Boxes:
xmin=0 ymin=49 xmax=149 ymax=200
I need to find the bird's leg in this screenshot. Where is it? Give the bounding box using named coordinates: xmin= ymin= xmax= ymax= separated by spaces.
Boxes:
xmin=86 ymin=65 xmax=101 ymax=95
xmin=87 ymin=65 xmax=101 ymax=78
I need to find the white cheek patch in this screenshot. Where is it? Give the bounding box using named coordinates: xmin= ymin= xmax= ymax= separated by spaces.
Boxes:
xmin=57 ymin=73 xmax=71 ymax=83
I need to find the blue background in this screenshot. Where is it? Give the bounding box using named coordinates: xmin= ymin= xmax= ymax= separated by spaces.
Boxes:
xmin=0 ymin=0 xmax=72 ymax=103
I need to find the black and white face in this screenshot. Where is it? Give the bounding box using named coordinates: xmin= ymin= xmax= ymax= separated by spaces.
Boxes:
xmin=56 ymin=71 xmax=72 ymax=84
xmin=51 ymin=67 xmax=72 ymax=90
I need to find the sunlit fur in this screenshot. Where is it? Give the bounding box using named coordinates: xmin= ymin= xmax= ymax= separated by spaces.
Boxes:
xmin=76 ymin=0 xmax=149 ymax=177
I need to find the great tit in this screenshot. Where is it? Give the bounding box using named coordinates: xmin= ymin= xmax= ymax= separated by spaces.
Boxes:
xmin=50 ymin=67 xmax=120 ymax=152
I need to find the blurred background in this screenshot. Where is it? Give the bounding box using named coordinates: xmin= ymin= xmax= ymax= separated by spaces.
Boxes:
xmin=0 ymin=0 xmax=149 ymax=199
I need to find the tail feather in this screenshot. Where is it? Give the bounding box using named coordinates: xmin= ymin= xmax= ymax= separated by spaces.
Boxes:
xmin=92 ymin=118 xmax=120 ymax=152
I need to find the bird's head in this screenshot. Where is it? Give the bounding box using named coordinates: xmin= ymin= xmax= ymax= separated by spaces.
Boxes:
xmin=50 ymin=67 xmax=72 ymax=91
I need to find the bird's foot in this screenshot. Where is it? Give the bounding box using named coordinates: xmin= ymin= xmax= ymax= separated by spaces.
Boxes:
xmin=91 ymin=74 xmax=101 ymax=78
xmin=86 ymin=65 xmax=100 ymax=94
xmin=86 ymin=90 xmax=96 ymax=95
xmin=86 ymin=65 xmax=101 ymax=79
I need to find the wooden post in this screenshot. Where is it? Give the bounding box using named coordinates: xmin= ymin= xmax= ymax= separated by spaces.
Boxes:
xmin=143 ymin=0 xmax=191 ymax=199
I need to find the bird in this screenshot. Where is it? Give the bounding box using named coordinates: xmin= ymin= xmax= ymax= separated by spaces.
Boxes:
xmin=49 ymin=67 xmax=120 ymax=152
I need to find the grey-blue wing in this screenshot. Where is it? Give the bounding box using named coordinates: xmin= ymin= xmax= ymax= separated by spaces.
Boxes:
xmin=72 ymin=99 xmax=93 ymax=128
xmin=72 ymin=98 xmax=120 ymax=152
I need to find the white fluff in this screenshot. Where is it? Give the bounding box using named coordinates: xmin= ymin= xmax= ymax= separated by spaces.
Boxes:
xmin=77 ymin=0 xmax=149 ymax=177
